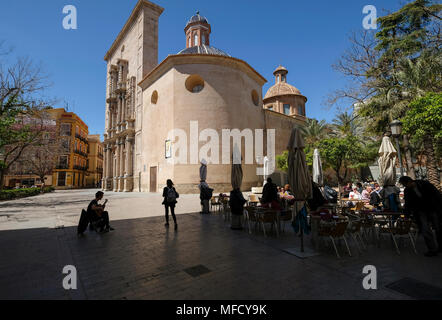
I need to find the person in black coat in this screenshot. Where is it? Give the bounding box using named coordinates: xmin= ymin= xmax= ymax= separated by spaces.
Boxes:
xmin=261 ymin=178 xmax=279 ymax=206
xmin=229 ymin=188 xmax=246 ymax=230
xmin=399 ymin=176 xmax=442 ymax=256
xmin=162 ymin=179 xmax=179 ymax=230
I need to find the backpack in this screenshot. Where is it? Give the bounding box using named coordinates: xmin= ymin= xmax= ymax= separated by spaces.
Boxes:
xmin=166 ymin=187 xmax=176 ymax=203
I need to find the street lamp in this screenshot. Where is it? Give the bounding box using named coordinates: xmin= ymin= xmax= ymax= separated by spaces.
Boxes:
xmin=390 ymin=120 xmax=405 ymax=177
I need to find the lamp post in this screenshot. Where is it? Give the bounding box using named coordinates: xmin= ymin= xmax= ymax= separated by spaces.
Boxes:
xmin=390 ymin=120 xmax=405 ymax=177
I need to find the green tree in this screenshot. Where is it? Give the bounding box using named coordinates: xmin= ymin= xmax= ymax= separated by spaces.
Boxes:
xmin=300 ymin=118 xmax=329 ymax=145
xmin=402 ymin=92 xmax=442 ymax=188
xmin=0 ymin=46 xmax=51 ymax=189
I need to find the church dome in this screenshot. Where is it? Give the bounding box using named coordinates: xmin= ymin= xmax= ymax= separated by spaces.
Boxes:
xmin=178 ymin=44 xmax=230 ymax=57
xmin=263 ymin=65 xmax=305 ymax=100
xmin=264 ymin=82 xmax=302 ymax=99
xmin=186 ymin=12 xmax=208 ymax=27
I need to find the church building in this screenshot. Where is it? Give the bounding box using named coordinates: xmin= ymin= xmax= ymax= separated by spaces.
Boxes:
xmin=103 ymin=0 xmax=307 ymax=193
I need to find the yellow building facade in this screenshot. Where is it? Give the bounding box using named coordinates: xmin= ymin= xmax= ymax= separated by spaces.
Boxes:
xmin=48 ymin=108 xmax=89 ymax=189
xmin=86 ymin=134 xmax=104 ymax=187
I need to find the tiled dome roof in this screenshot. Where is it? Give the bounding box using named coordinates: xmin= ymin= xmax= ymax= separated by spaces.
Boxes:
xmin=273 ymin=65 xmax=288 ymax=74
xmin=178 ymin=44 xmax=230 ymax=57
xmin=264 ymin=82 xmax=302 ymax=100
xmin=186 ymin=12 xmax=209 ymax=27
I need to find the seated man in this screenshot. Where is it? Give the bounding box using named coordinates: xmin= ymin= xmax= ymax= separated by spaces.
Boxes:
xmin=87 ymin=191 xmax=114 ymax=233
xmin=261 ymin=177 xmax=281 ymax=210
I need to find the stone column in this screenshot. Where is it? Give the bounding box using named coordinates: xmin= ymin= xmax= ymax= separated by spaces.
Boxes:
xmin=114 ymin=142 xmax=120 ymax=192
xmin=105 ymin=144 xmax=113 ymax=191
xmin=119 ymin=138 xmax=125 ymax=192
xmin=124 ymin=136 xmax=134 ymax=192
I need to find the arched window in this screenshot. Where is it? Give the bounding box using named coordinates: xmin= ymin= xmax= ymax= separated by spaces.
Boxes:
xmin=194 ymin=33 xmax=199 ymax=46
xmin=202 ymin=34 xmax=206 ymax=45
xmin=298 ymin=105 xmax=304 ymax=116
xmin=283 ymin=104 xmax=291 ymax=115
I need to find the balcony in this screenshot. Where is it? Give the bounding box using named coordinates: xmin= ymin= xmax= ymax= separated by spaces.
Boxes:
xmin=74 ymin=150 xmax=88 ymax=158
xmin=75 ymin=134 xmax=88 ymax=144
xmin=56 ymin=164 xmax=69 ymax=170
xmin=73 ymin=165 xmax=88 ymax=171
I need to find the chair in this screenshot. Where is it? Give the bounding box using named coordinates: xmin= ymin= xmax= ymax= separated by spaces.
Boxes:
xmin=258 ymin=209 xmax=279 ymax=237
xmin=279 ymin=209 xmax=293 ymax=233
xmin=245 ymin=206 xmax=259 ymax=234
xmin=219 ymin=197 xmax=231 ymax=221
xmin=345 ymin=214 xmax=366 ymax=253
xmin=377 ymin=217 xmax=417 ymax=255
xmin=350 ymin=201 xmax=365 ymax=213
xmin=360 ymin=212 xmax=378 ymax=244
xmin=318 ymin=220 xmax=351 ymax=258
xmin=248 ymin=194 xmax=259 ymax=207
xmin=210 ymin=196 xmax=221 ymax=213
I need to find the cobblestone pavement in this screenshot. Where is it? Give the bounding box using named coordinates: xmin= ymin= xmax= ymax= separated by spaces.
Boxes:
xmin=1 ymin=203 xmax=442 ymax=299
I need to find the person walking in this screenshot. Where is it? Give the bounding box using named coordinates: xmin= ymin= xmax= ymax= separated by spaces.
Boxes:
xmin=162 ymin=179 xmax=179 ymax=230
xmin=399 ymin=176 xmax=442 ymax=257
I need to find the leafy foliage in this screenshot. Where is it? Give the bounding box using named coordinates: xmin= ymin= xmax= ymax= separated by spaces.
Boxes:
xmin=403 ymin=92 xmax=442 ymax=141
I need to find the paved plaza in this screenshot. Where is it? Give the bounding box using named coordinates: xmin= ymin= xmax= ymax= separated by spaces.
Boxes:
xmin=1 ymin=190 xmax=442 ymax=300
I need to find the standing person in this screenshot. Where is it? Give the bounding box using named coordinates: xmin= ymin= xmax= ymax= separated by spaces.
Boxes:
xmin=229 ymin=188 xmax=247 ymax=230
xmin=399 ymin=176 xmax=442 ymax=257
xmin=199 ymin=180 xmax=213 ymax=214
xmin=162 ymin=179 xmax=179 ymax=230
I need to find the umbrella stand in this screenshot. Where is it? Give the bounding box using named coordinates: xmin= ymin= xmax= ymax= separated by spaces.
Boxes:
xmin=283 ymin=200 xmax=319 ymax=258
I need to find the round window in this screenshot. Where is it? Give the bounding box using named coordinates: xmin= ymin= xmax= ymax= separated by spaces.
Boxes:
xmin=151 ymin=90 xmax=158 ymax=104
xmin=251 ymin=90 xmax=259 ymax=106
xmin=185 ymin=75 xmax=204 ymax=93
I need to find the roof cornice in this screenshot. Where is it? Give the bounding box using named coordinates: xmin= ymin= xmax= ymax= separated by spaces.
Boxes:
xmin=104 ymin=0 xmax=164 ymax=61
xmin=138 ymin=54 xmax=267 ymax=90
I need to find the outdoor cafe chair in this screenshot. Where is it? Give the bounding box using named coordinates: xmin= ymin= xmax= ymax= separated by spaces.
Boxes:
xmin=317 ymin=219 xmax=351 ymax=258
xmin=210 ymin=196 xmax=222 ymax=213
xmin=248 ymin=194 xmax=260 ymax=207
xmin=345 ymin=213 xmax=366 ymax=253
xmin=351 ymin=201 xmax=365 ymax=213
xmin=359 ymin=212 xmax=378 ymax=244
xmin=245 ymin=206 xmax=259 ymax=234
xmin=279 ymin=209 xmax=293 ymax=234
xmin=377 ymin=217 xmax=417 ymax=255
xmin=257 ymin=209 xmax=279 ymax=238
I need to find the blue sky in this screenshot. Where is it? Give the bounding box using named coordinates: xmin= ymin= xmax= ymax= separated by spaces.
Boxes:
xmin=0 ymin=0 xmax=404 ymax=137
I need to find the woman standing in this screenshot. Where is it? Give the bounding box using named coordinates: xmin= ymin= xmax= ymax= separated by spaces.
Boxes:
xmin=162 ymin=179 xmax=179 ymax=230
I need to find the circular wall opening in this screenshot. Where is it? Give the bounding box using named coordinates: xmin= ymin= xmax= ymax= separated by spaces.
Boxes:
xmin=151 ymin=90 xmax=158 ymax=104
xmin=185 ymin=74 xmax=205 ymax=93
xmin=251 ymin=90 xmax=259 ymax=106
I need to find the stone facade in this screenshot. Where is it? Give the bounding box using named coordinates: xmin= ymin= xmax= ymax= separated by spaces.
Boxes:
xmin=103 ymin=0 xmax=163 ymax=192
